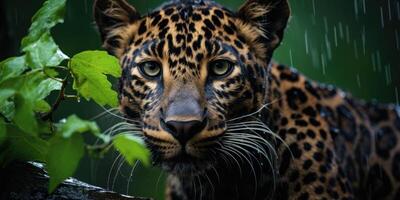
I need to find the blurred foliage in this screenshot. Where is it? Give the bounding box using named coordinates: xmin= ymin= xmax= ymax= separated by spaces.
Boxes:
xmin=2 ymin=0 xmax=400 ymax=200
xmin=0 ymin=0 xmax=149 ymax=194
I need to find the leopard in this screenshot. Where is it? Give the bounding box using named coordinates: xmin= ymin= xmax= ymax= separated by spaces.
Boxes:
xmin=93 ymin=0 xmax=400 ymax=199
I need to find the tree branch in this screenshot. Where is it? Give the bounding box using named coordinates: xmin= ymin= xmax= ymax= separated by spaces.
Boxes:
xmin=0 ymin=162 xmax=152 ymax=200
xmin=41 ymin=77 xmax=68 ymax=121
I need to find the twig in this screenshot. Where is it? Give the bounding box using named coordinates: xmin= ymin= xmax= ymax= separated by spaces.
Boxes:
xmin=41 ymin=75 xmax=69 ymax=121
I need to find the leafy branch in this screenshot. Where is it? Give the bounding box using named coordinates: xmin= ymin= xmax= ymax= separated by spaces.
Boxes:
xmin=41 ymin=73 xmax=68 ymax=121
xmin=0 ymin=0 xmax=149 ymax=193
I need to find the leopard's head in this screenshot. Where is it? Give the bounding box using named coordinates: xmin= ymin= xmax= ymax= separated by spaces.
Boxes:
xmin=94 ymin=0 xmax=290 ymax=175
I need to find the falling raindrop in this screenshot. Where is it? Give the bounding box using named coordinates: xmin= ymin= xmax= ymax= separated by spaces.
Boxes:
xmin=305 ymin=30 xmax=309 ymax=55
xmin=371 ymin=53 xmax=377 ymax=72
xmin=397 ymin=1 xmax=400 ymax=20
xmin=289 ymin=48 xmax=294 ymax=67
xmin=376 ymin=51 xmax=382 ymax=72
xmin=312 ymin=0 xmax=316 ymax=16
xmin=388 ymin=0 xmax=392 ymax=21
xmin=345 ymin=25 xmax=350 ymax=44
xmin=356 ymin=74 xmax=361 ymax=88
xmin=353 ymin=40 xmax=359 ymax=59
xmin=380 ymin=6 xmax=385 ymax=28
xmin=339 ymin=22 xmax=344 ymax=39
xmin=362 ymin=0 xmax=367 ymax=14
xmin=395 ymin=29 xmax=399 ymax=50
xmin=384 ymin=65 xmax=392 ymax=86
xmin=334 ymin=26 xmax=338 ymax=47
xmin=388 ymin=64 xmax=392 ymax=84
xmin=395 ymin=87 xmax=399 ymax=105
xmin=361 ymin=27 xmax=366 ymax=55
xmin=320 ymin=53 xmax=326 ymax=75
xmin=323 ymin=17 xmax=329 ymax=33
xmin=325 ymin=34 xmax=332 ymax=60
xmin=354 ymin=0 xmax=359 ymax=19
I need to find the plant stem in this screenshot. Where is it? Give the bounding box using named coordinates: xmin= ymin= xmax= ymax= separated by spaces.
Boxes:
xmin=41 ymin=75 xmax=69 ymax=121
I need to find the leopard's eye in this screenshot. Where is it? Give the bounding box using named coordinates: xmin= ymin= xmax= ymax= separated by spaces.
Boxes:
xmin=138 ymin=61 xmax=161 ymax=78
xmin=209 ymin=60 xmax=234 ymax=77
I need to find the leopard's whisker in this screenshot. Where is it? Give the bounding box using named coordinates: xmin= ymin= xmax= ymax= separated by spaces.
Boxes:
xmin=192 ymin=170 xmax=197 ymax=200
xmin=226 ymin=127 xmax=279 ymax=145
xmin=223 ymin=135 xmax=270 ymax=156
xmin=108 ymin=127 xmax=142 ymax=136
xmin=107 ymin=153 xmax=123 ymax=190
xmin=197 ymin=174 xmax=203 ymax=200
xmin=100 ymin=106 xmax=142 ymax=123
xmin=224 ymin=134 xmax=275 ymax=157
xmin=103 ymin=122 xmax=141 ymax=135
xmin=226 ymin=98 xmax=281 ymax=123
xmin=215 ymin=141 xmax=243 ymax=176
xmin=126 ymin=160 xmax=140 ymax=195
xmin=209 ymin=158 xmax=220 ymax=183
xmin=226 ymin=121 xmax=292 ymax=158
xmin=223 ymin=144 xmax=258 ymax=199
xmin=90 ymin=107 xmax=120 ymax=120
xmin=112 ymin=153 xmax=126 ymax=191
xmin=223 ymin=135 xmax=277 ymax=185
xmin=204 ymin=171 xmax=215 ymax=197
xmin=155 ymin=170 xmax=165 ymax=195
xmin=223 ymin=132 xmax=278 ymax=193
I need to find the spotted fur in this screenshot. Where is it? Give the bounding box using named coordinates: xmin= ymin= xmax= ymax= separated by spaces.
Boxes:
xmin=94 ymin=0 xmax=400 ymax=199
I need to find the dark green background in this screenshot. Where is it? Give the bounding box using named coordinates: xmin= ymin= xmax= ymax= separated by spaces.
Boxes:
xmin=2 ymin=0 xmax=400 ymax=199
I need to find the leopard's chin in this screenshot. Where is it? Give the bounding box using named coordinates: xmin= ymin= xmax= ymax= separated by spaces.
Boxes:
xmin=160 ymin=153 xmax=214 ymax=176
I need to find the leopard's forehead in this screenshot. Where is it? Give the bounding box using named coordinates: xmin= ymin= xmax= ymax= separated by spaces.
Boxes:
xmin=122 ymin=1 xmax=250 ymax=80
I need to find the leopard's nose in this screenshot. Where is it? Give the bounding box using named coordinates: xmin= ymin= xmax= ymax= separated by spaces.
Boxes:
xmin=161 ymin=119 xmax=207 ymax=144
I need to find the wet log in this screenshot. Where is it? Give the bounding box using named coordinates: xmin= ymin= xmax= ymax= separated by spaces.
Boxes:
xmin=0 ymin=162 xmax=152 ymax=200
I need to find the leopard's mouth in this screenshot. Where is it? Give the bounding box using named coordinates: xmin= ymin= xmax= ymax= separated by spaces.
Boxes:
xmin=147 ymin=136 xmax=222 ymax=176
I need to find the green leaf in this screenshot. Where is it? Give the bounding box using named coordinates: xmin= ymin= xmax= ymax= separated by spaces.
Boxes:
xmin=47 ymin=133 xmax=84 ymax=193
xmin=53 ymin=114 xmax=110 ymax=151
xmin=21 ymin=0 xmax=66 ymax=48
xmin=70 ymin=51 xmax=121 ymax=107
xmin=23 ymin=31 xmax=68 ymax=69
xmin=21 ymin=0 xmax=68 ymax=69
xmin=0 ymin=120 xmax=5 ymax=146
xmin=0 ymin=100 xmax=14 ymax=121
xmin=112 ymin=134 xmax=150 ymax=166
xmin=36 ymin=77 xmax=62 ymax=100
xmin=0 ymin=90 xmax=37 ymax=133
xmin=1 ymin=124 xmax=49 ymax=165
xmin=0 ymin=71 xmax=43 ymax=98
xmin=0 ymin=89 xmax=15 ymax=121
xmin=0 ymin=56 xmax=27 ymax=84
xmin=13 ymin=94 xmax=38 ymax=134
xmin=34 ymin=100 xmax=52 ymax=113
xmin=56 ymin=115 xmax=100 ymax=138
xmin=46 ymin=115 xmax=101 ymax=192
xmin=0 ymin=71 xmax=62 ymax=134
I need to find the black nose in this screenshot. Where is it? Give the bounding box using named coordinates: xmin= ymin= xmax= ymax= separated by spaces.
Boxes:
xmin=161 ymin=119 xmax=207 ymax=144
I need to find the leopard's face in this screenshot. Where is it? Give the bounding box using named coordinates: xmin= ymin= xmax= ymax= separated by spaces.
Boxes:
xmin=95 ymin=0 xmax=289 ymax=174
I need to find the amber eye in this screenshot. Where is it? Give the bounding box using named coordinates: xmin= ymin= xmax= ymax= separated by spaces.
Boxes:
xmin=209 ymin=60 xmax=234 ymax=77
xmin=138 ymin=61 xmax=161 ymax=78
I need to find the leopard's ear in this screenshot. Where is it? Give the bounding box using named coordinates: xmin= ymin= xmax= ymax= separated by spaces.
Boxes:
xmin=94 ymin=0 xmax=140 ymax=56
xmin=237 ymin=0 xmax=290 ymax=51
